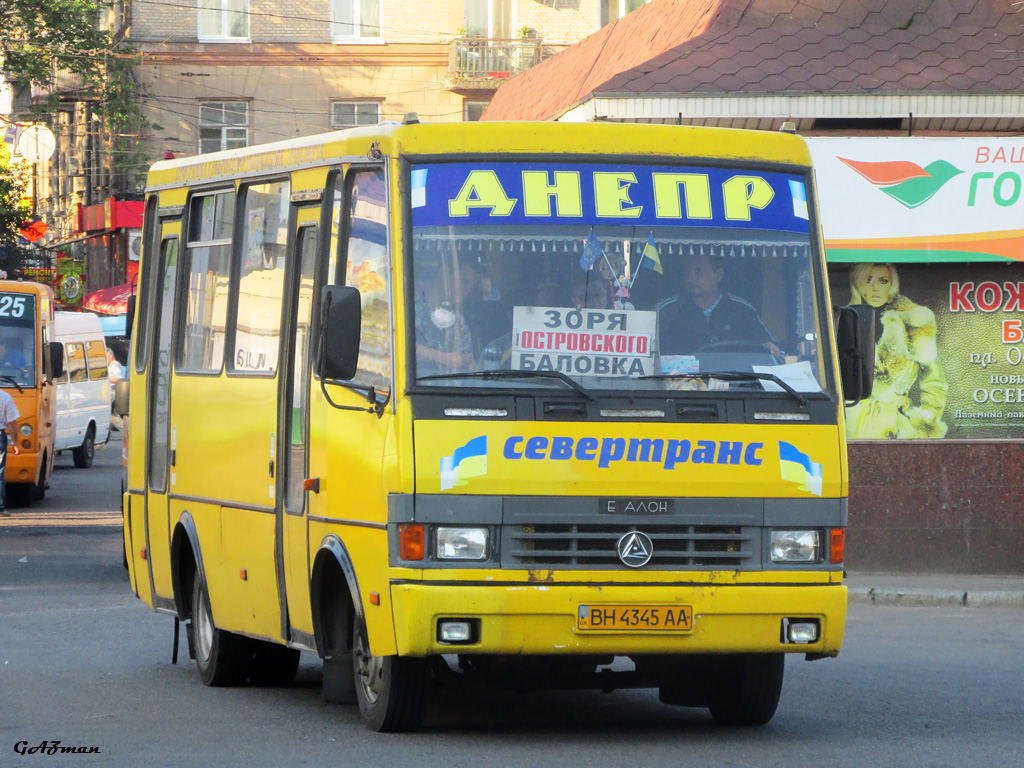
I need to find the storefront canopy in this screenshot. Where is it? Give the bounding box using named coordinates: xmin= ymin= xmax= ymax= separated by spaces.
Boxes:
xmin=83 ymin=283 xmax=133 ymax=315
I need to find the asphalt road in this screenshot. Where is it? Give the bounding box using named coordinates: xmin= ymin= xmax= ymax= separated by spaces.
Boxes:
xmin=2 ymin=435 xmax=1024 ymax=767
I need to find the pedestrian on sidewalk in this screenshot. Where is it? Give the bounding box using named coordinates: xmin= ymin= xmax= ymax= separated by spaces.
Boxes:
xmin=0 ymin=388 xmax=21 ymax=516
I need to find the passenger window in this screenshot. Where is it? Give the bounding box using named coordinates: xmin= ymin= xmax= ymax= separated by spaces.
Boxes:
xmin=67 ymin=342 xmax=88 ymax=383
xmin=231 ymin=179 xmax=290 ymax=374
xmin=180 ymin=190 xmax=234 ymax=372
xmin=341 ymin=168 xmax=391 ymax=393
xmin=86 ymin=340 xmax=107 ymax=380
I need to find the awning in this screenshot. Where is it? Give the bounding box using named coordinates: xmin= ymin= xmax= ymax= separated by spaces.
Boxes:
xmin=83 ymin=283 xmax=133 ymax=315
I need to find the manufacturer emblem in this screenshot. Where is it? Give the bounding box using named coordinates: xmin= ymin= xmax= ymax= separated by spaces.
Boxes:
xmin=617 ymin=531 xmax=654 ymax=568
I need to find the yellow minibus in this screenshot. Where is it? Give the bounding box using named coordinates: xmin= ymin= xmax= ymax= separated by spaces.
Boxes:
xmin=123 ymin=120 xmax=873 ymax=731
xmin=0 ymin=280 xmax=61 ymax=506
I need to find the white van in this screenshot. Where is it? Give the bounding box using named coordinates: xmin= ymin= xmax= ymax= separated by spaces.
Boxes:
xmin=54 ymin=311 xmax=111 ymax=468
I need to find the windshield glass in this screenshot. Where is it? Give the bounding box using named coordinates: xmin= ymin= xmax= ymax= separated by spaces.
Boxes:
xmin=0 ymin=292 xmax=37 ymax=388
xmin=409 ymin=161 xmax=832 ymax=398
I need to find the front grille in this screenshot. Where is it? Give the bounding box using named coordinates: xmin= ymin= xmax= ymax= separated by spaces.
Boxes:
xmin=504 ymin=524 xmax=756 ymax=569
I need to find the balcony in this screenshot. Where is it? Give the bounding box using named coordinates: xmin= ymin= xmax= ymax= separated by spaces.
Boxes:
xmin=447 ymin=37 xmax=552 ymax=90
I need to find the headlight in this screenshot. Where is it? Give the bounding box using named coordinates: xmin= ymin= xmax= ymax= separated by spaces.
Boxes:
xmin=770 ymin=530 xmax=820 ymax=563
xmin=19 ymin=424 xmax=32 ymax=437
xmin=435 ymin=527 xmax=489 ymax=560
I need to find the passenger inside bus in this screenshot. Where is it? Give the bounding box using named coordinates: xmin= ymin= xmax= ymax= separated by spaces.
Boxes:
xmin=414 ymin=255 xmax=474 ymax=374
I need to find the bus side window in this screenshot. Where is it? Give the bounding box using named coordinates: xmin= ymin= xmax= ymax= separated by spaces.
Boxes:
xmin=340 ymin=168 xmax=390 ymax=394
xmin=86 ymin=340 xmax=107 ymax=380
xmin=67 ymin=342 xmax=88 ymax=383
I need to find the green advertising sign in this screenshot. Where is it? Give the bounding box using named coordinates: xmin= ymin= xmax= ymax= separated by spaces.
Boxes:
xmin=830 ymin=263 xmax=1024 ymax=440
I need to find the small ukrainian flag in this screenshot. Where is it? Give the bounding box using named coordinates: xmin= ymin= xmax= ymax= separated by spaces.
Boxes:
xmin=778 ymin=441 xmax=823 ymax=496
xmin=440 ymin=436 xmax=488 ymax=491
xmin=640 ymin=232 xmax=663 ymax=275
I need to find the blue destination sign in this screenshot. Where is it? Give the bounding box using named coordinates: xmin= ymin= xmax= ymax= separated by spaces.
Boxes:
xmin=409 ymin=162 xmax=811 ymax=232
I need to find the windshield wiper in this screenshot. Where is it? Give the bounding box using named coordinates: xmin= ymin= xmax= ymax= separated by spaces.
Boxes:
xmin=417 ymin=369 xmax=595 ymax=402
xmin=638 ymin=371 xmax=807 ymax=407
xmin=0 ymin=376 xmax=23 ymax=394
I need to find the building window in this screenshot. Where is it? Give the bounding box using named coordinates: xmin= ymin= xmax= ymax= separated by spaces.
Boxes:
xmin=330 ymin=101 xmax=381 ymax=129
xmin=466 ymin=0 xmax=513 ymax=38
xmin=464 ymin=101 xmax=488 ymax=121
xmin=600 ymin=0 xmax=648 ymax=27
xmin=330 ymin=0 xmax=382 ymax=41
xmin=198 ymin=0 xmax=249 ymax=40
xmin=199 ymin=102 xmax=249 ymax=155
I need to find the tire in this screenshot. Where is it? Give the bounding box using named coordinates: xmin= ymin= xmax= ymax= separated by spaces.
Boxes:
xmin=707 ymin=653 xmax=785 ymax=727
xmin=249 ymin=640 xmax=301 ymax=686
xmin=353 ymin=612 xmax=429 ymax=732
xmin=191 ymin=573 xmax=252 ymax=686
xmin=72 ymin=430 xmax=95 ymax=468
xmin=31 ymin=453 xmax=46 ymax=501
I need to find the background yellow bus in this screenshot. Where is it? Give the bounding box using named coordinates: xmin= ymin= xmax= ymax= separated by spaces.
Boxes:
xmin=0 ymin=280 xmax=62 ymax=506
xmin=123 ymin=121 xmax=873 ymax=732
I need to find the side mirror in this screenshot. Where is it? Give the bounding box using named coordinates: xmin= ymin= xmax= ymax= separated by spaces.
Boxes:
xmin=836 ymin=304 xmax=875 ymax=404
xmin=126 ymin=294 xmax=136 ymax=341
xmin=114 ymin=378 xmax=130 ymax=417
xmin=49 ymin=341 xmax=64 ymax=381
xmin=318 ymin=285 xmax=362 ymax=381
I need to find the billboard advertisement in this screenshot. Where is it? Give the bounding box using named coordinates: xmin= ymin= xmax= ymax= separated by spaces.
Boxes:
xmin=808 ymin=137 xmax=1024 ymax=263
xmin=829 ymin=262 xmax=1024 ymax=440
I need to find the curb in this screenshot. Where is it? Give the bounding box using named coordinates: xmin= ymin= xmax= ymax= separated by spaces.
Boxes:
xmin=849 ymin=587 xmax=1024 ymax=607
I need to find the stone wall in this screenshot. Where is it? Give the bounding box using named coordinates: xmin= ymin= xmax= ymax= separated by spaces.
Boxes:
xmin=847 ymin=442 xmax=1024 ymax=574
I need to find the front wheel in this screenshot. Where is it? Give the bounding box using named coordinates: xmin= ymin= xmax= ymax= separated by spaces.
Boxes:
xmin=707 ymin=653 xmax=785 ymax=727
xmin=353 ymin=613 xmax=429 ymax=732
xmin=191 ymin=573 xmax=252 ymax=686
xmin=72 ymin=431 xmax=95 ymax=468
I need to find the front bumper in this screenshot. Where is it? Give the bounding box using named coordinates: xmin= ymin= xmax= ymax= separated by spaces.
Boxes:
xmin=390 ymin=581 xmax=847 ymax=657
xmin=5 ymin=451 xmax=40 ymax=485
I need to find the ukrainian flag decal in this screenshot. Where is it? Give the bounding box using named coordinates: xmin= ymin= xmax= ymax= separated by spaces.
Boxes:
xmin=778 ymin=441 xmax=823 ymax=496
xmin=440 ymin=436 xmax=488 ymax=491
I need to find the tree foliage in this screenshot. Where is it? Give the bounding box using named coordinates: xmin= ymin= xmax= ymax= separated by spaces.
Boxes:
xmin=1 ymin=0 xmax=147 ymax=187
xmin=0 ymin=144 xmax=32 ymax=264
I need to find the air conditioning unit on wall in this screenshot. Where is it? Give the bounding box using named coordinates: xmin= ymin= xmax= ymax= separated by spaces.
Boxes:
xmin=127 ymin=231 xmax=142 ymax=261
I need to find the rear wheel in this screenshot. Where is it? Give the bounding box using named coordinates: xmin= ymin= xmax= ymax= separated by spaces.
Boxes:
xmin=353 ymin=612 xmax=429 ymax=732
xmin=707 ymin=653 xmax=785 ymax=726
xmin=72 ymin=430 xmax=95 ymax=468
xmin=191 ymin=573 xmax=252 ymax=686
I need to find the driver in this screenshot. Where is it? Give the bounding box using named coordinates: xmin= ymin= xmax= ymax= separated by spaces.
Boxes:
xmin=657 ymin=252 xmax=777 ymax=355
xmin=0 ymin=337 xmax=27 ymax=370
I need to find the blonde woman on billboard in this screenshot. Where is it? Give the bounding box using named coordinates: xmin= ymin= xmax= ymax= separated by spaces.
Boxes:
xmin=845 ymin=263 xmax=948 ymax=439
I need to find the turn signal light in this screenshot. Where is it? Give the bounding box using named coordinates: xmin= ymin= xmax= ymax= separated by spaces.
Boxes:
xmin=830 ymin=528 xmax=845 ymax=564
xmin=399 ymin=524 xmax=425 ymax=561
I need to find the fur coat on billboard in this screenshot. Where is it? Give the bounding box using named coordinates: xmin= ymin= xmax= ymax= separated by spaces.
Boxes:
xmin=845 ymin=295 xmax=948 ymax=440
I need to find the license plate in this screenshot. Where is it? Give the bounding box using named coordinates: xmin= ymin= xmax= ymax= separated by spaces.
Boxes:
xmin=577 ymin=604 xmax=694 ymax=632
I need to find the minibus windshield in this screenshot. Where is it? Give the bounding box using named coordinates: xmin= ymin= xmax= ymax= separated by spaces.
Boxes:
xmin=408 ymin=161 xmax=834 ymax=399
xmin=0 ymin=292 xmax=38 ymax=389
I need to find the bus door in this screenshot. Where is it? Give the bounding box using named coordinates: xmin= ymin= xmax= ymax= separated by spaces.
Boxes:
xmin=144 ymin=223 xmax=181 ymax=603
xmin=278 ymin=206 xmax=320 ymax=639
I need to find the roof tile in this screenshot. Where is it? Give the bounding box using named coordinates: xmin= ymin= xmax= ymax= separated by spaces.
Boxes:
xmin=484 ymin=0 xmax=1024 ymax=121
